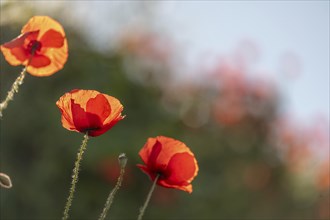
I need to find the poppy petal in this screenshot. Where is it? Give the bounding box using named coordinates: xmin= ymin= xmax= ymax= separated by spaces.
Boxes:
xmin=56 ymin=99 xmax=74 ymax=132
xmin=154 ymin=136 xmax=192 ymax=166
xmin=0 ymin=31 xmax=38 ymax=65
xmin=138 ymin=137 xmax=157 ymax=166
xmin=26 ymin=40 xmax=68 ymax=77
xmin=39 ymin=29 xmax=65 ymax=48
xmin=2 ymin=33 xmax=27 ymax=49
xmin=86 ymin=94 xmax=111 ymax=123
xmin=24 ymin=31 xmax=40 ymax=46
xmin=70 ymin=90 xmax=99 ymax=108
xmin=29 ymin=54 xmax=51 ymax=68
xmin=22 ymin=16 xmax=65 ymax=39
xmin=59 ymin=108 xmax=75 ymax=131
xmin=22 ymin=16 xmax=68 ymax=77
xmin=139 ymin=136 xmax=183 ymax=170
xmin=71 ymin=100 xmax=103 ymax=133
xmin=157 ymin=179 xmax=193 ymax=193
xmin=56 ymin=89 xmax=124 ymax=136
xmin=137 ymin=136 xmax=198 ymax=193
xmin=164 ymin=152 xmax=198 ymax=190
xmin=5 ymin=47 xmax=29 ymax=63
xmin=71 ymin=100 xmax=90 ymax=132
xmin=148 ymin=140 xmax=162 ymax=168
xmin=102 ymin=94 xmax=124 ymax=124
xmin=88 ymin=115 xmax=123 ymax=137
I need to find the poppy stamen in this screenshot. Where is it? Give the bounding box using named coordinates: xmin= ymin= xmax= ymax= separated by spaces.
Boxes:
xmin=27 ymin=40 xmax=42 ymax=55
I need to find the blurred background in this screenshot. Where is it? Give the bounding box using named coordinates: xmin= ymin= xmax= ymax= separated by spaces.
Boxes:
xmin=0 ymin=1 xmax=329 ymax=219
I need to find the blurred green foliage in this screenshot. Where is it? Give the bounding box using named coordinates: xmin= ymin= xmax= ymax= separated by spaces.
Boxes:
xmin=0 ymin=4 xmax=329 ymax=220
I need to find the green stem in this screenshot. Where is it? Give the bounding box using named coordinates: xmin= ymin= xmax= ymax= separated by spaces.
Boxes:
xmin=137 ymin=174 xmax=160 ymax=220
xmin=98 ymin=164 xmax=126 ymax=220
xmin=62 ymin=134 xmax=89 ymax=220
xmin=0 ymin=67 xmax=27 ymax=117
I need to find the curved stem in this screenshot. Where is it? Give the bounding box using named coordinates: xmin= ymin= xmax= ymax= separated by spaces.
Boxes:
xmin=62 ymin=134 xmax=89 ymax=220
xmin=137 ymin=174 xmax=159 ymax=220
xmin=98 ymin=164 xmax=126 ymax=220
xmin=0 ymin=67 xmax=27 ymax=117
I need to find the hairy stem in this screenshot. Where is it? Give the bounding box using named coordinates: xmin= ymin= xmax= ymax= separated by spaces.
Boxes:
xmin=137 ymin=174 xmax=159 ymax=220
xmin=98 ymin=157 xmax=127 ymax=220
xmin=62 ymin=134 xmax=89 ymax=220
xmin=0 ymin=67 xmax=27 ymax=117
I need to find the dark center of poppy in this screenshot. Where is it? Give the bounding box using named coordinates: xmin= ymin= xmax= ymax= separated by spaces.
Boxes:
xmin=154 ymin=165 xmax=169 ymax=180
xmin=27 ymin=40 xmax=42 ymax=55
xmin=85 ymin=127 xmax=101 ymax=131
xmin=84 ymin=127 xmax=101 ymax=136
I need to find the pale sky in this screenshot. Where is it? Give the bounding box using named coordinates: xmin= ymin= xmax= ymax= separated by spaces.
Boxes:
xmin=158 ymin=1 xmax=329 ymax=123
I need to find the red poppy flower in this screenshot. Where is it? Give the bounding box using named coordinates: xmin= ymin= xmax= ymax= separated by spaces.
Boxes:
xmin=1 ymin=16 xmax=68 ymax=77
xmin=137 ymin=136 xmax=199 ymax=193
xmin=56 ymin=89 xmax=125 ymax=137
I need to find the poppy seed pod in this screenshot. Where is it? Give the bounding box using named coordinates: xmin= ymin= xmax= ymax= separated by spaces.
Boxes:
xmin=118 ymin=153 xmax=128 ymax=169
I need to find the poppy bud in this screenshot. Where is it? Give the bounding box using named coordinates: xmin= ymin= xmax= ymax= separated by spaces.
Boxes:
xmin=0 ymin=172 xmax=12 ymax=189
xmin=118 ymin=153 xmax=128 ymax=169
